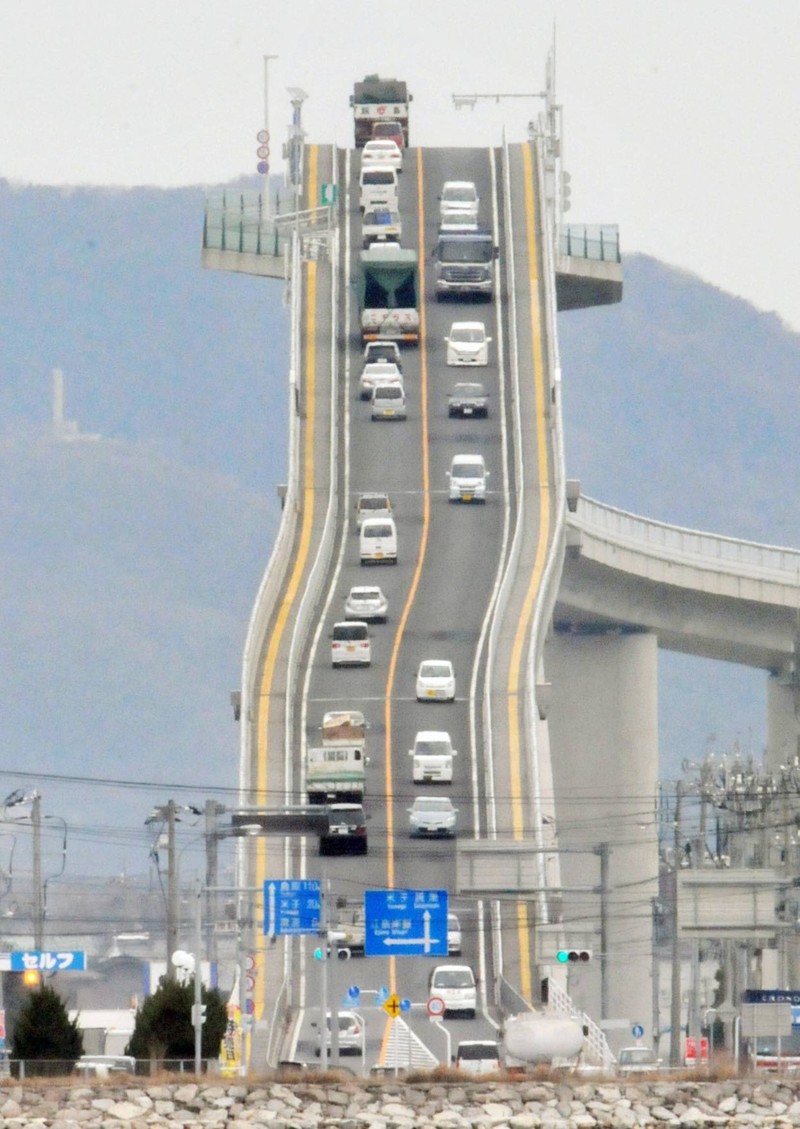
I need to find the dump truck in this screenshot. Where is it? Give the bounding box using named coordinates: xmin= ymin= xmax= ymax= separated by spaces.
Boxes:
xmin=359 ymin=244 xmax=419 ymax=343
xmin=350 ymin=75 xmax=412 ymax=149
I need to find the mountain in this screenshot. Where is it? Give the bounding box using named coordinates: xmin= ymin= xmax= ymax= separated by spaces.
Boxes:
xmin=1 ymin=180 xmax=797 ymax=877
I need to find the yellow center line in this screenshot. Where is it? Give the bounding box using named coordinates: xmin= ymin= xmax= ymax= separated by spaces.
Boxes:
xmin=506 ymin=143 xmax=551 ymax=1001
xmin=382 ymin=147 xmax=430 ymax=998
xmin=253 ymin=145 xmax=319 ymax=1018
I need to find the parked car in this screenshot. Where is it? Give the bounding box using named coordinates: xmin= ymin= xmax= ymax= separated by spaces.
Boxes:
xmin=428 ymin=964 xmax=476 ymax=1017
xmin=312 ymin=1010 xmax=365 ymax=1056
xmin=361 ymin=138 xmax=402 ymax=171
xmin=447 ymin=453 xmax=489 ymax=503
xmin=360 ymin=360 xmax=402 ymax=399
xmin=439 ymin=181 xmax=479 ymax=224
xmin=416 ymin=659 xmax=455 ymax=701
xmin=75 ymin=1055 xmax=136 ymax=1078
xmin=319 ymin=803 xmax=368 ymax=856
xmin=344 ymin=585 xmax=388 ymax=622
xmin=354 ymin=491 xmax=393 ymax=527
xmin=408 ymin=795 xmax=458 ymax=838
xmin=330 ymin=620 xmax=371 ymax=667
xmin=363 ymin=340 xmax=402 ymax=369
xmin=454 ymin=1040 xmax=501 ymax=1074
xmin=371 ymin=381 xmax=407 ymax=420
xmin=448 ymin=382 xmax=489 ymax=419
xmin=445 ymin=321 xmax=491 ymax=366
xmin=447 ymin=912 xmax=462 ymax=955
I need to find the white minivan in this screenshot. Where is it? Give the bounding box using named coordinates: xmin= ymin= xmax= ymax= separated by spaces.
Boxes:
xmin=330 ymin=621 xmax=371 ymax=667
xmin=360 ymin=516 xmax=398 ymax=565
xmin=447 ymin=454 xmax=489 ymax=503
xmin=409 ymin=730 xmax=456 ymax=783
xmin=359 ymin=165 xmax=399 ymax=213
xmin=429 ymin=964 xmax=477 ymax=1017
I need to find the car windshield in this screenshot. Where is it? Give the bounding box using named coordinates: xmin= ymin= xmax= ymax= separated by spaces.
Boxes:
xmin=333 ymin=624 xmax=367 ymax=641
xmin=375 ymin=385 xmax=402 ymax=399
xmin=453 ymin=384 xmax=485 ymax=397
xmin=434 ymin=969 xmax=473 ymax=987
xmin=351 ymin=588 xmax=380 ymax=600
xmin=416 ymin=739 xmax=451 ymax=754
xmin=364 ymin=170 xmax=396 ymax=185
xmin=415 ymin=798 xmax=453 ymax=812
xmin=454 ymin=463 xmax=483 ymax=478
xmin=451 ymin=326 xmax=484 ymax=343
xmin=420 ymin=663 xmax=451 ymax=678
xmin=364 ymin=523 xmax=392 ymax=538
xmin=458 ymin=1043 xmax=497 ymax=1060
xmin=359 ymin=495 xmax=389 ymax=510
xmin=620 ymin=1047 xmax=657 ymax=1064
xmin=444 ymin=185 xmax=477 ymax=202
xmin=438 ymin=238 xmax=493 ymax=264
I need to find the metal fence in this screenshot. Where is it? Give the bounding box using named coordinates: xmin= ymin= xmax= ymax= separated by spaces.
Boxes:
xmin=558 ymin=224 xmax=620 ymax=263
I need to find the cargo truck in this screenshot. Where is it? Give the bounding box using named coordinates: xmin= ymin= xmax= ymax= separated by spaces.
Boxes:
xmin=359 ymin=244 xmax=419 ymax=343
xmin=433 ymin=225 xmax=497 ymax=302
xmin=306 ymin=710 xmax=369 ymax=804
xmin=350 ymin=75 xmax=412 ymax=149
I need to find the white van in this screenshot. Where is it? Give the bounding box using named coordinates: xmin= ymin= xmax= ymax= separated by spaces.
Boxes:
xmin=359 ymin=165 xmax=399 ymax=213
xmin=331 ymin=621 xmax=371 ymax=667
xmin=371 ymin=381 xmax=407 ymax=420
xmin=429 ymin=964 xmax=477 ymax=1017
xmin=447 ymin=454 xmax=489 ymax=503
xmin=360 ymin=516 xmax=398 ymax=565
xmin=409 ymin=730 xmax=456 ymax=783
xmin=454 ymin=1040 xmax=502 ymax=1075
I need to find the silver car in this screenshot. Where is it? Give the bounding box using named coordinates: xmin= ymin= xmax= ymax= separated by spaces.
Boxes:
xmin=344 ymin=585 xmax=388 ymax=623
xmin=313 ymin=1010 xmax=365 ymax=1056
xmin=360 ymin=361 xmax=402 ymax=400
xmin=408 ymin=795 xmax=458 ymax=837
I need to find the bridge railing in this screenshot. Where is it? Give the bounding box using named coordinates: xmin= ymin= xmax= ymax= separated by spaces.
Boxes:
xmin=571 ymin=495 xmax=800 ymax=583
xmin=558 ymin=224 xmax=620 ymax=264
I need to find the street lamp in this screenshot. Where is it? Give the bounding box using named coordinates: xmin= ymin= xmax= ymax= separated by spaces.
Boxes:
xmin=2 ymin=790 xmax=68 ymax=949
xmin=145 ymin=801 xmax=202 ymax=976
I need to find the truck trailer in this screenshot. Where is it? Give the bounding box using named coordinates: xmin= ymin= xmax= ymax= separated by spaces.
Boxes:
xmin=350 ymin=75 xmax=412 ymax=149
xmin=359 ymin=244 xmax=419 ymax=343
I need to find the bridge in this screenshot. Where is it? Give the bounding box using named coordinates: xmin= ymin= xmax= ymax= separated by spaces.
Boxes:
xmin=202 ymin=94 xmax=800 ymax=1072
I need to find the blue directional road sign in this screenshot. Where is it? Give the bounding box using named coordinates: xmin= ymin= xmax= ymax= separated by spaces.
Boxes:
xmin=10 ymin=951 xmax=86 ymax=972
xmin=263 ymin=879 xmax=321 ymax=936
xmin=364 ymin=889 xmax=448 ymax=957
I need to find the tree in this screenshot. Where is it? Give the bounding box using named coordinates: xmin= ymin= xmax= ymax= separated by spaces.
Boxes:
xmin=11 ymin=984 xmax=83 ymax=1076
xmin=126 ymin=976 xmax=227 ymax=1068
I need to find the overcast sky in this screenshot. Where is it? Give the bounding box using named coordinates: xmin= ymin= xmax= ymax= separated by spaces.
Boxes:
xmin=3 ymin=0 xmax=799 ymax=331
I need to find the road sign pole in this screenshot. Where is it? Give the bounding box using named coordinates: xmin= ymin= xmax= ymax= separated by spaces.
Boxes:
xmin=319 ymin=878 xmax=328 ymax=1071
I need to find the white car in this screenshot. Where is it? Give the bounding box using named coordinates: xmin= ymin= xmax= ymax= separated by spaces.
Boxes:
xmin=409 ymin=730 xmax=456 ymax=783
xmin=447 ymin=912 xmax=462 ymax=955
xmin=354 ymin=492 xmax=393 ymax=527
xmin=363 ymin=340 xmax=402 ymax=369
xmin=429 ymin=964 xmax=476 ymax=1017
xmin=371 ymin=381 xmax=407 ymax=420
xmin=312 ymin=1010 xmax=365 ymax=1056
xmin=330 ymin=621 xmax=370 ymax=667
xmin=361 ymin=138 xmax=402 ymax=171
xmin=416 ymin=659 xmax=455 ymax=701
xmin=447 ymin=454 xmax=489 ymax=503
xmin=344 ymin=585 xmax=388 ymax=623
xmin=439 ymin=181 xmax=479 ymax=225
xmin=360 ymin=361 xmax=402 ymax=400
xmin=408 ymin=796 xmax=458 ymax=838
xmin=445 ymin=321 xmax=491 ymax=366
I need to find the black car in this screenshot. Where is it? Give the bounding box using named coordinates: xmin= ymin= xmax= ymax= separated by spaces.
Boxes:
xmin=448 ymin=381 xmax=489 ymax=418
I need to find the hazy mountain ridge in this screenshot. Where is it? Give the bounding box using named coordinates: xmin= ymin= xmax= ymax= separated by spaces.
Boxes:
xmin=2 ymin=182 xmax=798 ymax=872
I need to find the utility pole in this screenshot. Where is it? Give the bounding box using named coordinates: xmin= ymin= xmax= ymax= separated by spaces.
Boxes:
xmin=32 ymin=793 xmax=42 ymax=950
xmin=597 ymin=842 xmax=610 ymax=1019
xmin=166 ymin=800 xmax=178 ymax=978
xmin=205 ymin=801 xmax=223 ymax=969
xmin=669 ymin=781 xmax=684 ymax=1067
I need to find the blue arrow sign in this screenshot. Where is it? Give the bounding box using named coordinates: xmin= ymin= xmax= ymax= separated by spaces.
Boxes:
xmin=364 ymin=889 xmax=448 ymax=957
xmin=10 ymin=951 xmax=86 ymax=972
xmin=263 ymin=879 xmax=321 ymax=936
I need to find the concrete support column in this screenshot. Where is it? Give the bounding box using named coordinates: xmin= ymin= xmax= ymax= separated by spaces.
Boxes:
xmin=766 ymin=675 xmax=800 ymax=772
xmin=544 ymin=630 xmax=659 ymax=1048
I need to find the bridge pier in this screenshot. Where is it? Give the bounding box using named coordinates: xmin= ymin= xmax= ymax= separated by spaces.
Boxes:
xmin=544 ymin=630 xmax=659 ymax=1049
xmin=766 ymin=674 xmax=800 ymax=771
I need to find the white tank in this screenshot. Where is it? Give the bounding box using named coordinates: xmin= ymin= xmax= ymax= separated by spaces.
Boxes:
xmin=503 ymin=1012 xmax=584 ymax=1063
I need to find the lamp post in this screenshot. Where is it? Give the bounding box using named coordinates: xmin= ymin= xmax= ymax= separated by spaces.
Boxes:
xmin=262 ymin=54 xmax=278 ymax=220
xmin=145 ymin=801 xmax=202 ymax=977
xmin=2 ymin=790 xmax=67 ymax=950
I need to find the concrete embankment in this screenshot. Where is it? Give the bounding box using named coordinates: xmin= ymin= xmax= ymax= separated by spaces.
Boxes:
xmin=2 ymin=1076 xmax=800 ymax=1127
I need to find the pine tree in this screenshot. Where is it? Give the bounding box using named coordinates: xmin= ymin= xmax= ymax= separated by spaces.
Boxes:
xmin=11 ymin=984 xmax=83 ymax=1076
xmin=126 ymin=976 xmax=227 ymax=1068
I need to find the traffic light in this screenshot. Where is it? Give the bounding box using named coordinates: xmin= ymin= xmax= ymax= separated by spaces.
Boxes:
xmin=22 ymin=969 xmax=41 ymax=987
xmin=556 ymin=948 xmax=592 ymax=963
xmin=313 ymin=946 xmax=325 ymax=961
